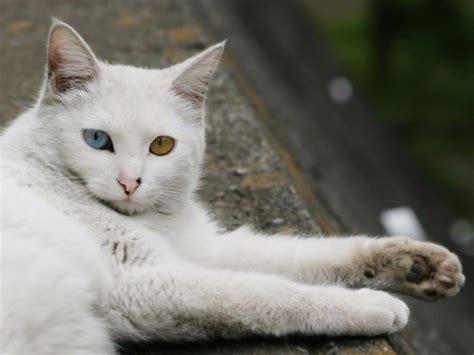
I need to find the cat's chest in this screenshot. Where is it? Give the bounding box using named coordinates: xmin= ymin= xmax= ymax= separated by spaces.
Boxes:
xmin=77 ymin=207 xmax=178 ymax=268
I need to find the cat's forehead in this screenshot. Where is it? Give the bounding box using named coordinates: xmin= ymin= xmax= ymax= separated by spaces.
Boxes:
xmin=94 ymin=63 xmax=177 ymax=115
xmin=79 ymin=63 xmax=188 ymax=135
xmin=99 ymin=63 xmax=172 ymax=94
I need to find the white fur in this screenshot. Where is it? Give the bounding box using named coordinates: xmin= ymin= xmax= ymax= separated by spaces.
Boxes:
xmin=0 ymin=21 xmax=464 ymax=354
xmin=0 ymin=164 xmax=114 ymax=354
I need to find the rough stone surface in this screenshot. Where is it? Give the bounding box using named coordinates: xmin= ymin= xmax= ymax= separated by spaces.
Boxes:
xmin=195 ymin=2 xmax=474 ymax=354
xmin=1 ymin=0 xmax=404 ymax=354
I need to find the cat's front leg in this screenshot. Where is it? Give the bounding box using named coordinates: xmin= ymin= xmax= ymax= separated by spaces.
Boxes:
xmin=358 ymin=237 xmax=465 ymax=300
xmin=170 ymin=209 xmax=465 ymax=300
xmin=104 ymin=259 xmax=409 ymax=341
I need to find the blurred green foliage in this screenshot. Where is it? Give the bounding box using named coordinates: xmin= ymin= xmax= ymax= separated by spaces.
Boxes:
xmin=307 ymin=0 xmax=474 ymax=220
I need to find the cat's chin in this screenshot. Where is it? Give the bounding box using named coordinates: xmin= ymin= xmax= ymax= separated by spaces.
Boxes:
xmin=104 ymin=199 xmax=148 ymax=216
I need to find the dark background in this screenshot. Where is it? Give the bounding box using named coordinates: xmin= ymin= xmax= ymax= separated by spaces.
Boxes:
xmin=306 ymin=0 xmax=474 ymax=236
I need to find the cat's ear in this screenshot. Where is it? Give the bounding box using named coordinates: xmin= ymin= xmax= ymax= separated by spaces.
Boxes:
xmin=46 ymin=19 xmax=99 ymax=94
xmin=170 ymin=41 xmax=226 ymax=108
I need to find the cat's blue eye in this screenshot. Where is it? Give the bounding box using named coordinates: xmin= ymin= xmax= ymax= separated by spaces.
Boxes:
xmin=83 ymin=129 xmax=114 ymax=152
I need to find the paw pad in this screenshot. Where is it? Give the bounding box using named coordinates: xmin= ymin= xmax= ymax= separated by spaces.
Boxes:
xmin=406 ymin=255 xmax=430 ymax=284
xmin=374 ymin=237 xmax=465 ymax=301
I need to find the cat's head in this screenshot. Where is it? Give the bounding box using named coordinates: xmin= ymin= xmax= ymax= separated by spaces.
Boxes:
xmin=38 ymin=20 xmax=224 ymax=215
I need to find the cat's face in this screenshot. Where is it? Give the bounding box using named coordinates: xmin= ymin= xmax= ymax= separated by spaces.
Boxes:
xmin=40 ymin=21 xmax=224 ymax=214
xmin=56 ymin=65 xmax=205 ymax=215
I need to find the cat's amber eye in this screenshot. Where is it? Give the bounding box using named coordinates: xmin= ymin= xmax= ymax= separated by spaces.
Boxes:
xmin=149 ymin=136 xmax=175 ymax=156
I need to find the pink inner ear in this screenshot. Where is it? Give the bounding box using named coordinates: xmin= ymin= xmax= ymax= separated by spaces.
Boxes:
xmin=48 ymin=33 xmax=63 ymax=73
xmin=49 ymin=29 xmax=70 ymax=71
xmin=48 ymin=44 xmax=71 ymax=93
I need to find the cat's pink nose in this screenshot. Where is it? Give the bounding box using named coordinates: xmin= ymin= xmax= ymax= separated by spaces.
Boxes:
xmin=117 ymin=176 xmax=142 ymax=196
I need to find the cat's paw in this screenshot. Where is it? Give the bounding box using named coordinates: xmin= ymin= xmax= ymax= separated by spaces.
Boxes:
xmin=369 ymin=237 xmax=465 ymax=300
xmin=347 ymin=289 xmax=409 ymax=335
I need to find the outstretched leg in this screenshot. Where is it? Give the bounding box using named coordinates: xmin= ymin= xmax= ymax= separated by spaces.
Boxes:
xmin=170 ymin=209 xmax=464 ymax=300
xmin=103 ymin=257 xmax=409 ymax=342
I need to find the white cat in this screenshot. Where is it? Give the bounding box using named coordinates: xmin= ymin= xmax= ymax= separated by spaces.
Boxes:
xmin=0 ymin=20 xmax=465 ymax=355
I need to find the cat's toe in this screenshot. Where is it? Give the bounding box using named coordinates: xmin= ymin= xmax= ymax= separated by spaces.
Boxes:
xmin=405 ymin=245 xmax=465 ymax=300
xmin=435 ymin=252 xmax=464 ymax=297
xmin=386 ymin=297 xmax=409 ymax=333
xmin=355 ymin=289 xmax=409 ymax=335
xmin=371 ymin=237 xmax=465 ymax=301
